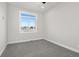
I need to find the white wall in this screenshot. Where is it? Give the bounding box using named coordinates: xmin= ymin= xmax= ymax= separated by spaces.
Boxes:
xmin=0 ymin=3 xmax=7 ymax=55
xmin=7 ymin=4 xmax=45 ymax=43
xmin=45 ymin=2 xmax=79 ymax=52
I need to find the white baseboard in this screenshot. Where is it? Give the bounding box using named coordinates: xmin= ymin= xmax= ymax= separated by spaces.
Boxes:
xmin=45 ymin=39 xmax=79 ymax=53
xmin=0 ymin=44 xmax=7 ymax=56
xmin=8 ymin=38 xmax=43 ymax=44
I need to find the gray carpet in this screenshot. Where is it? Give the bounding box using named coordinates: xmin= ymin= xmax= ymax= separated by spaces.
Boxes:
xmin=1 ymin=39 xmax=79 ymax=57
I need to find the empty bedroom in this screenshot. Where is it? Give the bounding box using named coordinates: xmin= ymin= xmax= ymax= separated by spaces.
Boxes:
xmin=0 ymin=1 xmax=79 ymax=57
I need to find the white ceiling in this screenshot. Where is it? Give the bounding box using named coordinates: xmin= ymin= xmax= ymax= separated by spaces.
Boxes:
xmin=8 ymin=2 xmax=60 ymax=13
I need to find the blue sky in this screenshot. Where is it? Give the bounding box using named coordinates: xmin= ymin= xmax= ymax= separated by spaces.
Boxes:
xmin=20 ymin=12 xmax=36 ymax=27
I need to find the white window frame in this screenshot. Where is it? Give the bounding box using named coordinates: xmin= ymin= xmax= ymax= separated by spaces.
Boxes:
xmin=19 ymin=11 xmax=37 ymax=33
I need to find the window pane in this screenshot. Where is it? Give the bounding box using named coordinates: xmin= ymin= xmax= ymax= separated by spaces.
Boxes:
xmin=20 ymin=12 xmax=37 ymax=32
xmin=21 ymin=12 xmax=35 ymax=17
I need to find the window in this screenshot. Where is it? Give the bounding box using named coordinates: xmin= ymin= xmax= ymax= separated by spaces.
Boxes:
xmin=19 ymin=11 xmax=37 ymax=33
